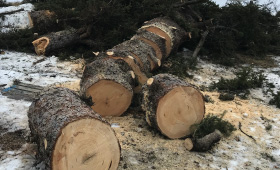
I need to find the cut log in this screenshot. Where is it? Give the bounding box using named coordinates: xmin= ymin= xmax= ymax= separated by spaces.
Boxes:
xmin=184 ymin=130 xmax=222 ymax=152
xmin=132 ymin=29 xmax=167 ymax=60
xmin=32 ymin=28 xmax=80 ymax=55
xmin=80 ymin=17 xmax=189 ymax=117
xmin=28 ymin=87 xmax=120 ymax=170
xmin=142 ymin=74 xmax=205 ymax=139
xmin=140 ymin=17 xmax=187 ymax=57
xmin=28 ymin=10 xmax=57 ymax=32
xmin=80 ymin=54 xmax=134 ymax=117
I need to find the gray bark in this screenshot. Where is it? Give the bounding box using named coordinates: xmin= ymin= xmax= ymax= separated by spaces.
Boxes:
xmin=28 ymin=87 xmax=110 ymax=169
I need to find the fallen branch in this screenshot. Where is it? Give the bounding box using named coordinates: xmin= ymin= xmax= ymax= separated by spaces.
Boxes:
xmin=239 ymin=122 xmax=256 ymax=142
xmin=192 ymin=30 xmax=209 ymax=58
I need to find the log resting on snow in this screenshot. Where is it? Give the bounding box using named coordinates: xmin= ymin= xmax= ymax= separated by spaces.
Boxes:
xmin=142 ymin=74 xmax=205 ymax=139
xmin=32 ymin=28 xmax=80 ymax=55
xmin=28 ymin=87 xmax=120 ymax=170
xmin=80 ymin=54 xmax=134 ymax=117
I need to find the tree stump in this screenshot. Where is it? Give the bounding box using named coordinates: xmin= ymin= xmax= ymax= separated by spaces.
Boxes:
xmin=80 ymin=55 xmax=134 ymax=117
xmin=28 ymin=87 xmax=120 ymax=170
xmin=142 ymin=74 xmax=205 ymax=139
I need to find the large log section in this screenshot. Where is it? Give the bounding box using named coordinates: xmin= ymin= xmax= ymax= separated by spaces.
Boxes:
xmin=142 ymin=74 xmax=205 ymax=139
xmin=28 ymin=88 xmax=120 ymax=170
xmin=80 ymin=56 xmax=135 ymax=117
xmin=80 ymin=17 xmax=189 ymax=117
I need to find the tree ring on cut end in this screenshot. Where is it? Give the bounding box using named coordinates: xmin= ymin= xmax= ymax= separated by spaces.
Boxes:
xmin=156 ymin=86 xmax=205 ymax=139
xmin=52 ymin=118 xmax=120 ymax=170
xmin=86 ymin=80 xmax=133 ymax=117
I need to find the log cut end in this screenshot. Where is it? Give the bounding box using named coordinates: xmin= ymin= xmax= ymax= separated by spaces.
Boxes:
xmin=86 ymin=80 xmax=133 ymax=117
xmin=52 ymin=118 xmax=120 ymax=170
xmin=156 ymin=86 xmax=205 ymax=139
xmin=32 ymin=37 xmax=50 ymax=55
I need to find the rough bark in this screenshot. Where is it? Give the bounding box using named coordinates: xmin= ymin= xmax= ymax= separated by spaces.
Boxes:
xmin=142 ymin=74 xmax=205 ymax=139
xmin=80 ymin=54 xmax=134 ymax=117
xmin=185 ymin=129 xmax=222 ymax=152
xmin=28 ymin=87 xmax=120 ymax=170
xmin=32 ymin=28 xmax=80 ymax=55
xmin=132 ymin=29 xmax=167 ymax=61
xmin=140 ymin=17 xmax=187 ymax=57
xmin=80 ymin=17 xmax=189 ymax=116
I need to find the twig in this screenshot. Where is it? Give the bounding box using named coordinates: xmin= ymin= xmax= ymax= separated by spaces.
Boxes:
xmin=238 ymin=122 xmax=256 ymax=142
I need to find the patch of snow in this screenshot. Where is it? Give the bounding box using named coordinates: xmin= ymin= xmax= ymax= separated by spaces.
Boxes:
xmin=0 ymin=3 xmax=34 ymax=32
xmin=0 ymin=51 xmax=81 ymax=88
xmin=0 ymin=95 xmax=31 ymax=132
xmin=0 ymin=157 xmax=22 ymax=170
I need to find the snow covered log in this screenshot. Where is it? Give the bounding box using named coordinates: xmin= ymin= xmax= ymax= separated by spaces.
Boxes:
xmin=28 ymin=87 xmax=120 ymax=170
xmin=32 ymin=28 xmax=80 ymax=55
xmin=80 ymin=55 xmax=134 ymax=117
xmin=142 ymin=74 xmax=205 ymax=139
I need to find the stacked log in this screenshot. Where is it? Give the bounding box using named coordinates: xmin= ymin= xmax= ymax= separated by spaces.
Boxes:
xmin=141 ymin=74 xmax=205 ymax=139
xmin=28 ymin=87 xmax=120 ymax=170
xmin=80 ymin=17 xmax=188 ymax=117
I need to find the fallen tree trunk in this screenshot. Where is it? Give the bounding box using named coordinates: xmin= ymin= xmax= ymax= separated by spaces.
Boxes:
xmin=141 ymin=74 xmax=205 ymax=139
xmin=28 ymin=87 xmax=120 ymax=170
xmin=32 ymin=28 xmax=80 ymax=55
xmin=80 ymin=55 xmax=134 ymax=117
xmin=80 ymin=17 xmax=188 ymax=117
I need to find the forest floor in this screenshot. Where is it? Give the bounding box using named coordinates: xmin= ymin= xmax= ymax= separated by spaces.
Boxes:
xmin=0 ymin=51 xmax=280 ymax=170
xmin=1 ymin=1 xmax=280 ymax=170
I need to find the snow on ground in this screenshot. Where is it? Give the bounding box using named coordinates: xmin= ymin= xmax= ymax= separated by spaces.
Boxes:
xmin=0 ymin=51 xmax=84 ymax=169
xmin=0 ymin=51 xmax=280 ymax=169
xmin=0 ymin=3 xmax=34 ymax=32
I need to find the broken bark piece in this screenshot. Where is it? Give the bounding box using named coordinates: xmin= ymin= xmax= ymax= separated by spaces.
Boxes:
xmin=140 ymin=17 xmax=187 ymax=57
xmin=80 ymin=54 xmax=134 ymax=117
xmin=142 ymin=74 xmax=205 ymax=139
xmin=28 ymin=87 xmax=120 ymax=170
xmin=32 ymin=28 xmax=79 ymax=55
xmin=190 ymin=129 xmax=222 ymax=152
